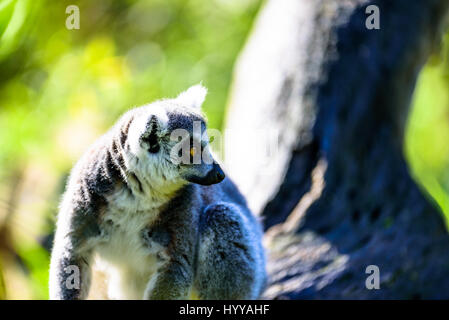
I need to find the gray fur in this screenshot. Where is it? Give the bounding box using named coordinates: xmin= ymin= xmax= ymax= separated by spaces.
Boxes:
xmin=49 ymin=85 xmax=266 ymax=300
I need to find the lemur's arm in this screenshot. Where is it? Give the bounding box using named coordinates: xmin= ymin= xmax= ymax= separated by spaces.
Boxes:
xmin=143 ymin=212 xmax=198 ymax=300
xmin=49 ymin=242 xmax=92 ymax=300
xmin=144 ymin=259 xmax=194 ymax=300
xmin=49 ymin=197 xmax=99 ymax=300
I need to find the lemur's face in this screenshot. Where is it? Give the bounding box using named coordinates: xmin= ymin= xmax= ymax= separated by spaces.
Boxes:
xmin=126 ymin=85 xmax=225 ymax=186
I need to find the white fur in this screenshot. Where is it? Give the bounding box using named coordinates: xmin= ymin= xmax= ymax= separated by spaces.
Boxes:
xmin=91 ymin=185 xmax=171 ymax=300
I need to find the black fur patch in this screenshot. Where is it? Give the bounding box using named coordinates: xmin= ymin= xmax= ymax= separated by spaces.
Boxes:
xmin=129 ymin=172 xmax=144 ymax=193
xmin=146 ymin=115 xmax=160 ymax=153
xmin=120 ymin=116 xmax=133 ymax=147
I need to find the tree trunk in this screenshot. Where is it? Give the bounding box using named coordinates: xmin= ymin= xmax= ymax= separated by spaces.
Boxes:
xmin=225 ymin=0 xmax=449 ymax=299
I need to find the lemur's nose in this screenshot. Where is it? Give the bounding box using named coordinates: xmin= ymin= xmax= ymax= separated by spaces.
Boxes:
xmin=202 ymin=163 xmax=225 ymax=185
xmin=195 ymin=163 xmax=225 ymax=185
xmin=185 ymin=163 xmax=225 ymax=185
xmin=213 ymin=163 xmax=225 ymax=183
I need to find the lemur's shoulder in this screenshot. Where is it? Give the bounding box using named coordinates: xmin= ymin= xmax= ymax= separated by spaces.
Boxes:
xmin=65 ymin=107 xmax=141 ymax=203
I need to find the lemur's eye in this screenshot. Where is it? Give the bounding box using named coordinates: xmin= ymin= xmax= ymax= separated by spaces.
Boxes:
xmin=190 ymin=147 xmax=197 ymax=157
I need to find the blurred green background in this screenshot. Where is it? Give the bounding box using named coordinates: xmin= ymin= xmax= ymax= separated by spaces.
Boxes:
xmin=0 ymin=0 xmax=448 ymax=300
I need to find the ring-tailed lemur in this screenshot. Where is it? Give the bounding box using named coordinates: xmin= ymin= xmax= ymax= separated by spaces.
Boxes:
xmin=49 ymin=85 xmax=266 ymax=300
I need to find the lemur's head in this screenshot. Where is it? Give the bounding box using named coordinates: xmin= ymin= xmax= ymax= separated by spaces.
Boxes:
xmin=125 ymin=84 xmax=225 ymax=187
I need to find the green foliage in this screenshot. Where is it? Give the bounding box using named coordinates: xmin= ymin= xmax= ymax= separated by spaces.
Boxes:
xmin=15 ymin=239 xmax=50 ymax=299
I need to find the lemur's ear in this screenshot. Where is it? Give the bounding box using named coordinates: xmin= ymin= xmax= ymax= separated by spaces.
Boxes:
xmin=144 ymin=115 xmax=160 ymax=153
xmin=176 ymin=84 xmax=207 ymax=110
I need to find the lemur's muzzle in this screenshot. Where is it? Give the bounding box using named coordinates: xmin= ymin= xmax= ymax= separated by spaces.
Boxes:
xmin=187 ymin=163 xmax=225 ymax=186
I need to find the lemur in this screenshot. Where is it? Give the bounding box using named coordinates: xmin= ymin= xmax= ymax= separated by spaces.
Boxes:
xmin=49 ymin=85 xmax=266 ymax=300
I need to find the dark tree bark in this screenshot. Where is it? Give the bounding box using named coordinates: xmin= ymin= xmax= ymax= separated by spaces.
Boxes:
xmin=225 ymin=0 xmax=449 ymax=299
